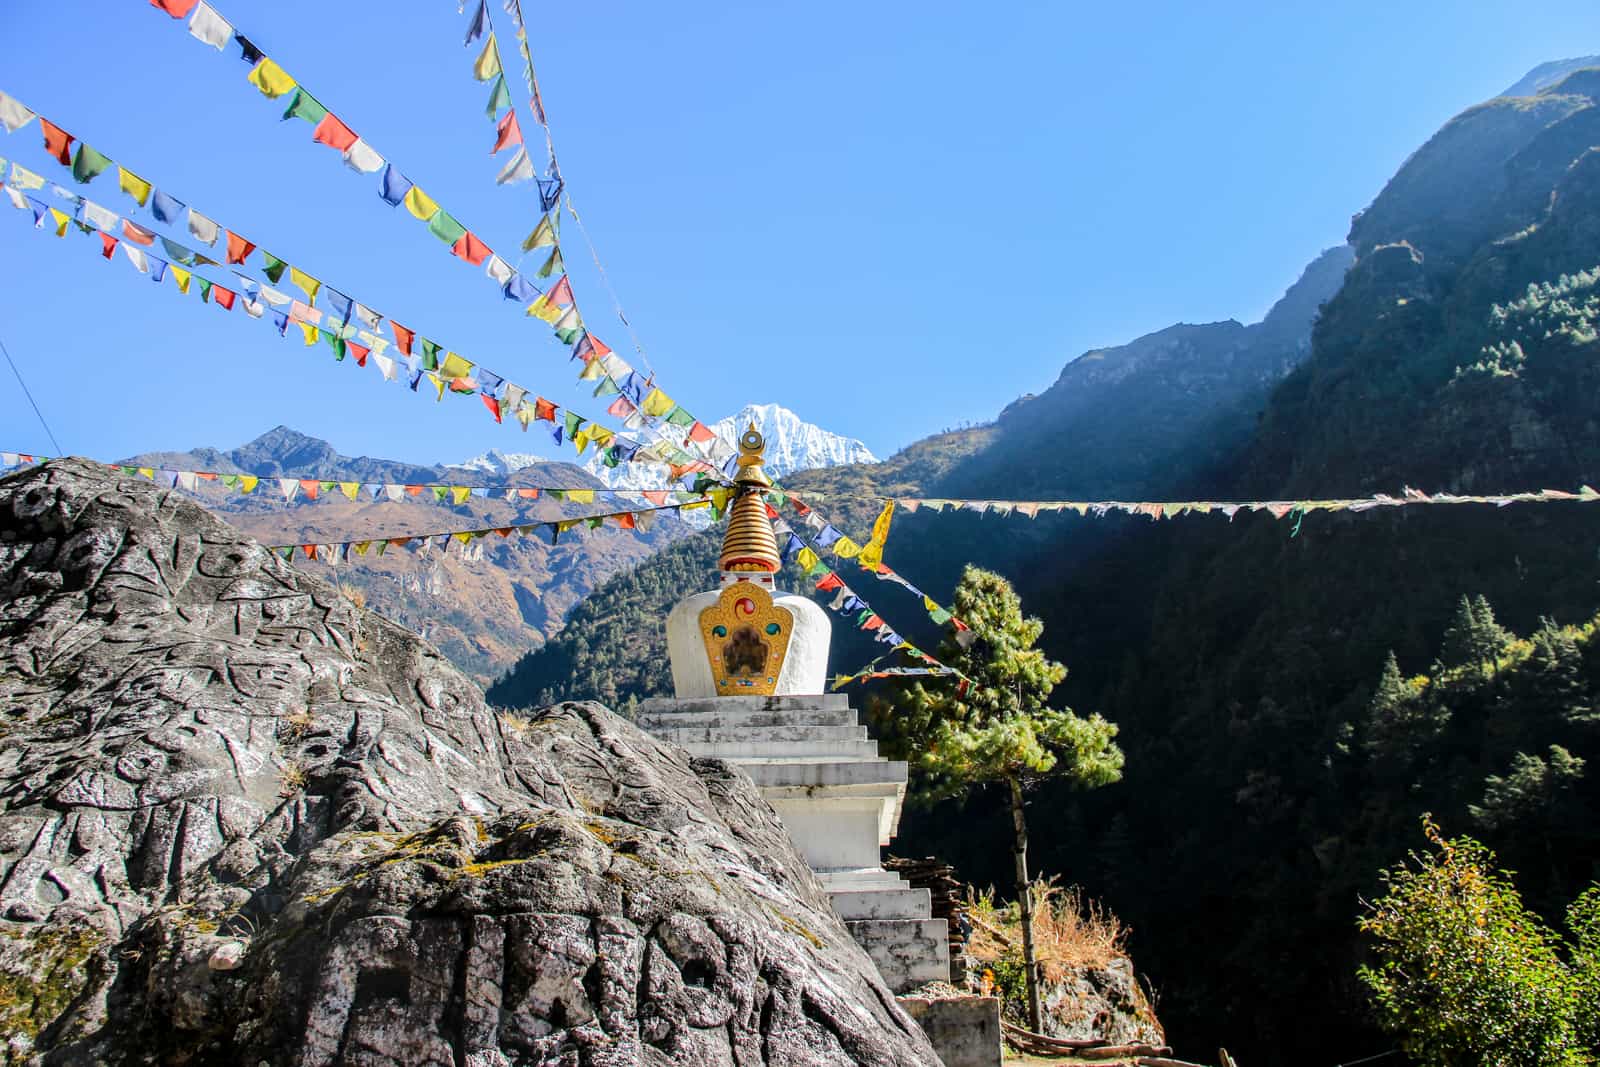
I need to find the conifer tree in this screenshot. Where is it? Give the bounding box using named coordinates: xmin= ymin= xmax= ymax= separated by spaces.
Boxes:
xmin=875 ymin=565 xmax=1124 ymax=1032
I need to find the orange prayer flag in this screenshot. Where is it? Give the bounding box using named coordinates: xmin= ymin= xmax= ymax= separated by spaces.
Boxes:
xmin=492 ymin=109 xmax=523 ymax=153
xmin=312 ymin=113 xmax=358 ymax=151
xmin=534 ymin=397 xmax=557 ymax=421
xmin=451 ymin=231 xmax=491 ymax=265
xmin=39 ymin=119 xmax=72 ymax=165
xmin=547 ymin=275 xmax=574 ymax=305
xmin=687 ymin=421 xmax=715 ymax=443
xmin=642 ymin=490 xmax=667 ymax=506
xmin=614 ymin=512 xmax=637 ymax=530
xmin=149 ymin=0 xmax=200 ymax=16
xmin=99 ymin=232 xmax=118 ymax=259
xmin=348 ymin=341 xmax=369 ymax=367
xmin=298 ymin=479 xmax=320 ymax=500
xmin=481 ymin=394 xmax=502 ymax=423
xmin=213 ymin=285 xmax=237 ymax=310
xmin=390 ymin=321 xmax=414 ymax=355
xmin=225 ymin=230 xmax=255 ymax=264
xmin=120 ymin=219 xmax=156 ymax=246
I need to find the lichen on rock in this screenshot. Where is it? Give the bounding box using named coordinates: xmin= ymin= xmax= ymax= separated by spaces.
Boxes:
xmin=0 ymin=459 xmax=937 ymax=1066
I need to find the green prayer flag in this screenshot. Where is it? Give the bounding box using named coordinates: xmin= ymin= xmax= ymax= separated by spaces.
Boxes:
xmin=665 ymin=406 xmax=696 ymax=428
xmin=586 ymin=516 xmax=603 ymax=529
xmin=563 ymin=411 xmax=582 ymax=437
xmin=418 ymin=338 xmax=441 ymax=371
xmin=555 ymin=321 xmax=583 ymax=345
xmin=427 ymin=209 xmax=467 ymax=246
xmin=261 ymin=254 xmax=287 ymax=283
xmin=928 ymin=606 xmax=952 ymax=625
xmin=547 ymin=489 xmax=566 ymax=501
xmin=432 ymin=486 xmax=450 ymax=502
xmin=323 ymin=330 xmax=346 ymax=360
xmin=71 ymin=143 xmax=113 ymax=184
xmin=281 ymin=88 xmax=328 ymax=124
xmin=536 ymin=246 xmax=564 ymax=278
xmin=196 ymin=278 xmax=212 ymax=303
xmin=603 ymin=447 xmax=621 ymax=469
xmin=485 ymin=73 xmax=510 ymax=118
xmin=593 ymin=377 xmax=621 ymax=398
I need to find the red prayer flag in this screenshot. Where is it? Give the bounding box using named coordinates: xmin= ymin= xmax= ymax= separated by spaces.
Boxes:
xmin=301 ymin=544 xmax=317 ymax=560
xmin=311 ymin=113 xmax=358 ymax=151
xmin=687 ymin=421 xmax=715 ymax=443
xmin=764 ymin=503 xmax=780 ymax=520
xmin=862 ymin=615 xmax=884 ymax=631
xmin=607 ymin=396 xmax=633 ymax=418
xmin=547 ymin=275 xmax=574 ymax=305
xmin=390 ymin=321 xmax=414 ymax=355
xmin=642 ymin=490 xmax=667 ymax=506
xmin=815 ymin=573 xmax=845 ymax=592
xmin=517 ymin=488 xmax=540 ymax=499
xmin=40 ymin=119 xmax=72 ymax=166
xmin=348 ymin=341 xmax=369 ymax=367
xmin=533 ymin=397 xmax=557 ymax=422
xmin=298 ymin=479 xmax=320 ymax=500
xmin=588 ymin=334 xmax=613 ymax=359
xmin=149 ymin=0 xmax=200 ymax=16
xmin=492 ymin=109 xmax=523 ymax=153
xmin=213 ymin=285 xmax=237 ymax=310
xmin=613 ymin=512 xmax=636 ymax=530
xmin=451 ymin=231 xmax=491 ymax=265
xmin=481 ymin=394 xmax=502 ymax=423
xmin=121 ymin=220 xmax=156 ymax=246
xmin=404 ymin=485 xmax=424 ymax=496
xmin=225 ymin=231 xmax=255 ymax=264
xmin=99 ymin=232 xmax=118 ymax=259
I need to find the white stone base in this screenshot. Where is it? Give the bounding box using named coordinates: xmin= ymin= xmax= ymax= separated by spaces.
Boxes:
xmin=637 ymin=694 xmax=950 ymax=993
xmin=665 ymin=579 xmax=832 ymax=698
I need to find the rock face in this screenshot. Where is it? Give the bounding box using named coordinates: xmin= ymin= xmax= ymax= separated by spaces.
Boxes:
xmin=0 ymin=459 xmax=938 ymax=1066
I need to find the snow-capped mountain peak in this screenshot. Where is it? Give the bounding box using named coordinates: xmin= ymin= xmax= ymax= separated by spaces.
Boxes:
xmin=582 ymin=402 xmax=875 ymax=491
xmin=711 ymin=403 xmax=877 ymax=477
xmin=450 ymin=448 xmax=546 ymax=477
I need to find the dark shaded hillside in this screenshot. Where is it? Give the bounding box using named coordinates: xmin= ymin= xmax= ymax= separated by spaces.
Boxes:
xmin=947 ymin=65 xmax=1600 ymax=1062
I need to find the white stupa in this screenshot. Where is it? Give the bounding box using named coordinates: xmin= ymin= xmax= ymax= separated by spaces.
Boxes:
xmin=638 ymin=426 xmax=949 ymax=992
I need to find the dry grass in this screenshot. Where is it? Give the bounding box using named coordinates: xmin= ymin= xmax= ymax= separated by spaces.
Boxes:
xmin=337 ymin=582 xmax=366 ymax=610
xmin=967 ymin=878 xmax=1129 ymax=981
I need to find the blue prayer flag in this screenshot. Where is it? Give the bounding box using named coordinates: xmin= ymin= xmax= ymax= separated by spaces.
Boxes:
xmin=150 ymin=189 xmax=185 ymax=225
xmin=379 ymin=165 xmax=413 ymax=207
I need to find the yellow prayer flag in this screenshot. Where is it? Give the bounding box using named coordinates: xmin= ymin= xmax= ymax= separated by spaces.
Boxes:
xmin=568 ymin=489 xmax=596 ymax=504
xmin=577 ymin=355 xmax=605 ymax=380
xmin=857 ymin=500 xmax=895 ymax=569
xmin=403 ymin=185 xmax=440 ymax=221
xmin=353 ymin=541 xmax=371 ymax=555
xmin=171 ymin=266 xmax=192 ymax=294
xmin=796 ymin=547 xmax=819 ymax=572
xmin=472 ymin=34 xmax=502 ymax=80
xmin=299 ymin=322 xmax=318 ymax=345
xmin=833 ymin=536 xmax=861 ymax=559
xmin=246 ymin=58 xmax=297 ymax=99
xmin=589 ymin=427 xmax=614 ymax=447
xmin=48 ymin=208 xmax=70 ymax=237
xmin=339 ymin=482 xmax=359 ymax=501
xmin=451 ymin=486 xmax=471 ymax=505
xmin=574 ymin=428 xmax=592 ymax=455
xmin=138 ymin=467 xmax=154 ymax=479
xmin=521 ymin=214 xmax=557 ymax=251
xmin=289 ymin=266 xmax=321 ymax=304
xmin=525 ymin=294 xmax=561 ymax=323
xmin=429 ymin=373 xmax=446 ymax=400
xmin=642 ymin=388 xmax=674 ymax=417
xmin=239 ymin=475 xmax=258 ymax=494
xmin=440 ymin=353 xmax=474 ymax=379
xmin=453 ymin=531 xmax=473 ymax=545
xmin=118 ymin=167 xmax=151 ymax=207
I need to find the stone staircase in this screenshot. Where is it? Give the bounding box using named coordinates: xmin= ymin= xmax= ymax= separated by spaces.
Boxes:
xmin=637 ymin=693 xmax=950 ymax=992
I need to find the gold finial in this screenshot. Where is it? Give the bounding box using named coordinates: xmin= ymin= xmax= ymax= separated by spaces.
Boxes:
xmin=733 ymin=423 xmax=772 ymax=487
xmin=719 ymin=420 xmax=780 ymax=573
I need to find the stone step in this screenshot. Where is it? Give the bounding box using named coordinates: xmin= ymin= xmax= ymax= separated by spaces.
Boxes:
xmin=846 ymin=918 xmax=951 ymax=994
xmin=828 ymin=885 xmax=932 ymax=921
xmin=744 ymin=759 xmax=908 ymax=789
xmin=648 ymin=723 xmax=868 ymax=745
xmin=817 ymin=867 xmax=914 ymax=891
xmin=636 ymin=707 xmax=860 ymax=730
xmin=676 ymin=739 xmax=883 ymax=761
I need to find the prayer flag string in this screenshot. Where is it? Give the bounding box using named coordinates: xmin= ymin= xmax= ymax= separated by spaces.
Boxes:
xmin=118 ymin=7 xmax=735 ymax=471
xmin=0 ymin=452 xmax=712 ymax=507
xmin=260 ymin=498 xmax=711 ymax=563
xmin=0 ymin=147 xmax=727 ymax=482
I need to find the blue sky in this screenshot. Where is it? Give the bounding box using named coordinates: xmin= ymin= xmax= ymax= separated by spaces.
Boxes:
xmin=2 ymin=0 xmax=1597 ymax=467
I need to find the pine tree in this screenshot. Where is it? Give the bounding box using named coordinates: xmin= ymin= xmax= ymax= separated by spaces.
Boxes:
xmin=1526 ymin=617 xmax=1594 ymax=726
xmin=874 ymin=565 xmax=1123 ymax=1032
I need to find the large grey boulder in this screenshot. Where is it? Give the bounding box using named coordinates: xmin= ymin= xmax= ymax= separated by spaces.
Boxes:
xmin=0 ymin=459 xmax=938 ymax=1066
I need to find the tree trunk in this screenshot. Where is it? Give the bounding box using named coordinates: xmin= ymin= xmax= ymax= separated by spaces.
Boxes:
xmin=1008 ymin=774 xmax=1044 ymax=1033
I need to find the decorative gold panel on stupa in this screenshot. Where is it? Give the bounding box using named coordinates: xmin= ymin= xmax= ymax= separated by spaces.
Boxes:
xmin=699 ymin=580 xmax=793 ymax=695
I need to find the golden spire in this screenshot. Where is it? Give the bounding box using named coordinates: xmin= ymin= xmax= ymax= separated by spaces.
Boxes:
xmin=719 ymin=424 xmax=781 ymax=574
